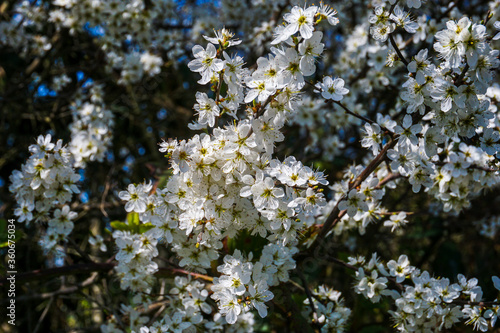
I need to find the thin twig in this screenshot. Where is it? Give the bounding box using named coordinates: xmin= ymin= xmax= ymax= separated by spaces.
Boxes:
xmin=375 ymin=173 xmax=402 ymax=189
xmin=334 ymin=101 xmax=393 ymax=134
xmin=167 ymin=268 xmax=214 ymax=282
xmin=68 ymin=237 xmax=94 ymax=263
xmin=334 ymin=101 xmax=374 ymax=125
xmin=297 ymin=270 xmax=321 ymax=330
xmin=33 ymin=297 xmax=54 ymax=333
xmin=389 ymin=34 xmax=409 ymax=67
xmin=100 ymin=165 xmax=115 ymax=218
xmin=304 ymin=137 xmax=398 ymax=255
xmin=14 ymin=272 xmax=99 ymax=302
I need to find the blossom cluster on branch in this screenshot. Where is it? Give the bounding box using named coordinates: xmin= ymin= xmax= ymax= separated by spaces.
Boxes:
xmin=9 ymin=135 xmax=80 ymax=254
xmin=4 ymin=0 xmax=500 ymax=332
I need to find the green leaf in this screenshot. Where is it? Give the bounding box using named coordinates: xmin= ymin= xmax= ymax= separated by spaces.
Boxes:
xmin=110 ymin=214 xmax=153 ymax=234
xmin=127 ymin=212 xmax=140 ymax=226
xmin=110 ymin=221 xmax=132 ymax=231
xmin=138 ymin=223 xmax=154 ymax=233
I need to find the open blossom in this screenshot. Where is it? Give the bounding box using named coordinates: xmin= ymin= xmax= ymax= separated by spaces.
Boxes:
xmin=276 ymin=48 xmax=306 ymax=88
xmin=317 ymin=3 xmax=339 ymax=26
xmin=30 ymin=134 xmax=55 ymax=158
xmin=48 ymin=205 xmax=77 ymax=235
xmin=216 ymin=292 xmax=242 ymax=324
xmin=251 ymin=116 xmax=284 ymax=154
xmin=119 ymin=183 xmax=148 ymax=213
xmin=388 ymin=148 xmax=417 ymax=176
xmin=187 ymin=43 xmax=224 ymax=84
xmin=245 ymin=78 xmax=275 ymax=103
xmin=407 ymin=49 xmax=431 ymax=85
xmin=298 ymin=31 xmax=324 ymax=75
xmin=463 ymin=306 xmax=489 ymax=332
xmin=480 ymin=128 xmax=500 ymax=155
xmin=14 ymin=200 xmax=34 ymax=223
xmin=361 ymin=123 xmax=382 ymax=155
xmin=390 ymin=6 xmax=418 ymax=33
xmin=271 ymin=5 xmax=319 ymax=45
xmin=387 ymin=255 xmax=412 ymax=282
xmin=288 ymin=187 xmax=326 ymax=211
xmin=383 ymin=212 xmax=408 ymax=232
xmin=394 ymin=114 xmax=422 ymax=149
xmin=89 ymin=234 xmax=107 ymax=252
xmin=462 ymin=23 xmax=488 ymax=67
xmin=241 ymin=173 xmax=285 ymax=210
xmin=193 ymin=92 xmax=220 ymax=127
xmin=282 ymin=5 xmax=318 ymax=40
xmin=354 ymin=268 xmax=388 ymax=303
xmin=434 ymin=18 xmax=468 ymax=68
xmin=203 ymin=28 xmax=242 ymax=48
xmin=338 ymin=189 xmax=368 ymax=217
xmin=315 ymin=76 xmax=349 ymax=101
xmin=248 ymin=280 xmax=274 ymax=318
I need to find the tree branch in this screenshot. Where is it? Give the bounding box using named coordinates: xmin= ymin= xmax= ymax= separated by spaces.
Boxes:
xmin=389 ymin=34 xmax=409 ymax=67
xmin=302 ymin=137 xmax=398 ymax=259
xmin=0 ymin=261 xmax=214 ymax=287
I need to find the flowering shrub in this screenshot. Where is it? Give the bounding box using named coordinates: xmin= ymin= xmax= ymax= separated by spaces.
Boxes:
xmin=2 ymin=0 xmax=500 ymax=332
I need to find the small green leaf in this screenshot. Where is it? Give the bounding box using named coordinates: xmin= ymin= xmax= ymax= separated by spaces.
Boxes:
xmin=110 ymin=221 xmax=132 ymax=231
xmin=111 ymin=215 xmax=153 ymax=234
xmin=139 ymin=223 xmax=154 ymax=233
xmin=127 ymin=212 xmax=140 ymax=226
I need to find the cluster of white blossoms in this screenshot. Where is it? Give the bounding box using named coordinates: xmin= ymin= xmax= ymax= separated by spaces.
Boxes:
xmin=9 ymin=135 xmax=80 ymax=253
xmin=112 ymin=4 xmax=346 ymax=329
xmin=302 ymin=285 xmax=351 ymax=332
xmin=0 ymin=0 xmax=334 ymax=88
xmin=349 ymin=253 xmax=500 ymax=332
xmin=321 ymin=164 xmax=395 ymax=235
xmin=366 ymin=9 xmax=500 ymax=214
xmin=109 ymin=1 xmax=500 ymax=331
xmin=113 ymin=180 xmax=176 ymax=292
xmin=69 ymin=83 xmax=114 ymax=168
xmin=308 ymin=0 xmax=500 ymax=246
xmin=370 ymin=5 xmax=420 ymax=42
xmin=0 ymin=0 xmax=171 ymax=85
xmin=211 ymin=250 xmax=275 ymax=324
xmin=113 ymin=228 xmax=160 ymax=292
xmin=112 ymin=276 xmax=257 ymax=333
xmin=8 ymin=0 xmax=500 ymax=331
